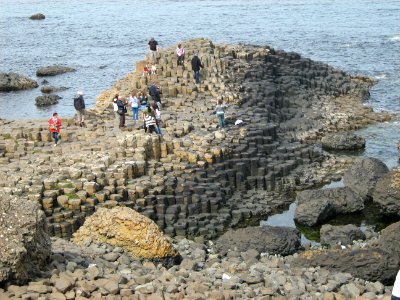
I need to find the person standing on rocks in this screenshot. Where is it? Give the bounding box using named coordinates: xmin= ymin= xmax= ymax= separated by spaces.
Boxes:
xmin=176 ymin=43 xmax=185 ymax=67
xmin=191 ymin=52 xmax=203 ymax=84
xmin=147 ymin=37 xmax=158 ymax=63
xmin=149 ymin=83 xmax=162 ymax=110
xmin=116 ymin=96 xmax=127 ymax=128
xmin=48 ymin=112 xmax=61 ymax=146
xmin=129 ymin=90 xmax=139 ymax=121
xmin=215 ymin=99 xmax=226 ymax=128
xmin=139 ymin=89 xmax=149 ymax=118
xmin=73 ymin=91 xmax=86 ymax=127
xmin=150 ymin=102 xmax=162 ymax=135
xmin=143 ymin=106 xmax=157 ymax=134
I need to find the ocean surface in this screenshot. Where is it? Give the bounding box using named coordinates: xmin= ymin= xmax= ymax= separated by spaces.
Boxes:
xmin=1 ymin=0 xmax=400 ymax=238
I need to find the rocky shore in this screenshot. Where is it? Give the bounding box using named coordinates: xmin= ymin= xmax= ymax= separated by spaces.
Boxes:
xmin=0 ymin=38 xmax=396 ymax=299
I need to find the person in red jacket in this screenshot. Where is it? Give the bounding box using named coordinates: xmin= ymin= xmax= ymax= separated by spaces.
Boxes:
xmin=48 ymin=112 xmax=61 ymax=146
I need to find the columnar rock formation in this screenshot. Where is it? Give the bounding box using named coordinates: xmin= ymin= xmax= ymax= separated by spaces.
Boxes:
xmin=0 ymin=39 xmax=388 ymax=242
xmin=0 ymin=38 xmax=395 ymax=298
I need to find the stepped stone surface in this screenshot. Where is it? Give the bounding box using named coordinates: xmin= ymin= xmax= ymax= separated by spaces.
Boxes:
xmin=0 ymin=38 xmax=395 ymax=298
xmin=73 ymin=206 xmax=179 ymax=259
xmin=0 ymin=192 xmax=51 ymax=284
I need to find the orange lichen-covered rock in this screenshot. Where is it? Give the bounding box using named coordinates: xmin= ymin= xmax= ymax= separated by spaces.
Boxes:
xmin=73 ymin=206 xmax=179 ymax=259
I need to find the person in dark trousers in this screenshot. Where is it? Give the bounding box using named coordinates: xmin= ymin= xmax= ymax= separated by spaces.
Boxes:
xmin=149 ymin=83 xmax=161 ymax=110
xmin=147 ymin=37 xmax=158 ymax=63
xmin=48 ymin=112 xmax=61 ymax=146
xmin=73 ymin=91 xmax=86 ymax=127
xmin=116 ymin=96 xmax=127 ymax=128
xmin=191 ymin=53 xmax=204 ymax=84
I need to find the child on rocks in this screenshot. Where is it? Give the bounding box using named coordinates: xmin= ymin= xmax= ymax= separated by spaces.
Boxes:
xmin=215 ymin=99 xmax=226 ymax=129
xmin=48 ymin=112 xmax=61 ymax=146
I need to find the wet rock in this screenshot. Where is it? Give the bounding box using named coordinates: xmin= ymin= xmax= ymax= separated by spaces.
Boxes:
xmin=35 ymin=94 xmax=61 ymax=106
xmin=372 ymin=169 xmax=400 ymax=216
xmin=0 ymin=72 xmax=38 ymax=91
xmin=40 ymin=86 xmax=69 ymax=94
xmin=29 ymin=13 xmax=45 ymax=20
xmin=320 ymin=224 xmax=365 ymax=247
xmin=73 ymin=206 xmax=180 ymax=261
xmin=292 ymin=248 xmax=398 ymax=284
xmin=36 ymin=65 xmax=76 ymax=77
xmin=214 ymin=225 xmax=300 ymax=256
xmin=0 ymin=192 xmax=51 ymax=284
xmin=343 ymin=157 xmax=389 ymax=199
xmin=378 ymin=221 xmax=400 ymax=264
xmin=294 ymin=187 xmax=364 ymax=226
xmin=321 ymin=132 xmax=365 ymax=151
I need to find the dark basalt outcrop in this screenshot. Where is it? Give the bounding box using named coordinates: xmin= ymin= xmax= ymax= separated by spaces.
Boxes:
xmin=0 ymin=72 xmax=38 ymax=92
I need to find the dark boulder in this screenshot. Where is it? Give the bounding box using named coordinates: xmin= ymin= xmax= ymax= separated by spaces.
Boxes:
xmin=343 ymin=157 xmax=389 ymax=199
xmin=29 ymin=13 xmax=45 ymax=20
xmin=36 ymin=65 xmax=76 ymax=77
xmin=379 ymin=221 xmax=400 ymax=262
xmin=214 ymin=225 xmax=300 ymax=256
xmin=320 ymin=224 xmax=365 ymax=247
xmin=372 ymin=170 xmax=400 ymax=216
xmin=40 ymin=86 xmax=68 ymax=94
xmin=292 ymin=248 xmax=398 ymax=284
xmin=0 ymin=72 xmax=38 ymax=92
xmin=35 ymin=94 xmax=61 ymax=106
xmin=294 ymin=187 xmax=364 ymax=226
xmin=0 ymin=192 xmax=51 ymax=284
xmin=321 ymin=132 xmax=366 ymax=151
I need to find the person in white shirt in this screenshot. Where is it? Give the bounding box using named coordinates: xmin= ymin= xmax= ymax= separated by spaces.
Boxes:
xmin=129 ymin=90 xmax=139 ymax=121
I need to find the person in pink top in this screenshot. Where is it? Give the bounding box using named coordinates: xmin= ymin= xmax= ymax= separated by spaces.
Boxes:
xmin=48 ymin=112 xmax=62 ymax=146
xmin=176 ymin=43 xmax=185 ymax=66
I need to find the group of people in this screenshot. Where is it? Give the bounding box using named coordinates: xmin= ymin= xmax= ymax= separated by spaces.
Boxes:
xmin=47 ymin=38 xmax=224 ymax=146
xmin=147 ymin=37 xmax=204 ymax=84
xmin=112 ymin=83 xmax=163 ymax=135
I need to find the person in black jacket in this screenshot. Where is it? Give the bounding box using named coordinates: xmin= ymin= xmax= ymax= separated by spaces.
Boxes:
xmin=191 ymin=53 xmax=204 ymax=84
xmin=73 ymin=91 xmax=86 ymax=127
xmin=116 ymin=96 xmax=127 ymax=128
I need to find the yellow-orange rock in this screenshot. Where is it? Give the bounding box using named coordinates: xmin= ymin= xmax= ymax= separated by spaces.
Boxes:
xmin=73 ymin=207 xmax=179 ymax=259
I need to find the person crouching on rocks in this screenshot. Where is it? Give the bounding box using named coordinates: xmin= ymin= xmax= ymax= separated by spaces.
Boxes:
xmin=73 ymin=91 xmax=86 ymax=127
xmin=116 ymin=96 xmax=127 ymax=128
xmin=48 ymin=112 xmax=61 ymax=147
xmin=144 ymin=107 xmax=157 ymax=134
xmin=215 ymin=99 xmax=226 ymax=129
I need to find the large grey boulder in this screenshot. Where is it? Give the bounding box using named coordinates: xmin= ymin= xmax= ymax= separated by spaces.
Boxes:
xmin=294 ymin=187 xmax=364 ymax=226
xmin=35 ymin=94 xmax=61 ymax=106
xmin=29 ymin=13 xmax=45 ymax=20
xmin=40 ymin=86 xmax=68 ymax=94
xmin=343 ymin=157 xmax=389 ymax=199
xmin=379 ymin=221 xmax=400 ymax=263
xmin=214 ymin=225 xmax=300 ymax=256
xmin=320 ymin=224 xmax=365 ymax=247
xmin=36 ymin=65 xmax=76 ymax=77
xmin=0 ymin=72 xmax=38 ymax=92
xmin=372 ymin=170 xmax=400 ymax=216
xmin=0 ymin=192 xmax=51 ymax=284
xmin=292 ymin=248 xmax=398 ymax=284
xmin=321 ymin=132 xmax=365 ymax=151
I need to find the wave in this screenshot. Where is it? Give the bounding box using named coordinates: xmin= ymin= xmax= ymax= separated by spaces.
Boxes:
xmin=389 ymin=35 xmax=400 ymax=41
xmin=374 ymin=73 xmax=387 ymax=80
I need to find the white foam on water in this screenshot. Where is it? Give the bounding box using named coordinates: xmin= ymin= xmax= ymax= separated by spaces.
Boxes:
xmin=389 ymin=35 xmax=400 ymax=41
xmin=374 ymin=73 xmax=387 ymax=80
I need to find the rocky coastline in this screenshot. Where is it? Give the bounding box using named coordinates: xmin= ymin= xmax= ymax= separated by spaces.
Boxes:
xmin=0 ymin=38 xmax=397 ymax=299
